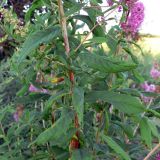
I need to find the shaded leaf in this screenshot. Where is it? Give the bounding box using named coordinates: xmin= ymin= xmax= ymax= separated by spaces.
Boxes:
xmin=102 ymin=134 xmax=131 ymax=160
xmin=35 ymin=109 xmax=74 ymax=145
xmin=72 ymin=87 xmax=84 ymax=126
xmin=71 ymin=149 xmax=93 ymax=160
xmin=73 ymin=15 xmax=104 ymax=37
xmin=79 ymin=52 xmax=137 ymax=73
xmin=17 ymin=25 xmax=60 ymax=64
xmin=86 ymin=91 xmax=145 ymax=114
xmin=140 ymin=117 xmax=152 ymax=148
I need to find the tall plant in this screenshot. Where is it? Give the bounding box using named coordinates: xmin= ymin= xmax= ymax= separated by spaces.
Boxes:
xmin=0 ymin=0 xmax=160 ymax=159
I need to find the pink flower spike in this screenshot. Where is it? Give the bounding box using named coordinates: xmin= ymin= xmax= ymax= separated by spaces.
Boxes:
xmin=121 ymin=1 xmax=145 ymax=36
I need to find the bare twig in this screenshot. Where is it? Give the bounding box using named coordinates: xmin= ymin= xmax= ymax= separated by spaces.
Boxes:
xmin=143 ymin=143 xmax=160 ymax=160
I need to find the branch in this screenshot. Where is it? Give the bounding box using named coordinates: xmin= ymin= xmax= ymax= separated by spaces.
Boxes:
xmin=143 ymin=143 xmax=160 ymax=160
xmin=57 ymin=0 xmax=70 ymax=56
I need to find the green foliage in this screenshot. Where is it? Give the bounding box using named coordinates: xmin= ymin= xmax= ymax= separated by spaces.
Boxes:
xmin=0 ymin=0 xmax=159 ymax=159
xmin=86 ymin=91 xmax=145 ymax=114
xmin=102 ymin=134 xmax=131 ymax=160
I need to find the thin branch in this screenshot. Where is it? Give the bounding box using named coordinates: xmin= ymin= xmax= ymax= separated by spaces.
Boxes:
xmin=57 ymin=0 xmax=70 ymax=56
xmin=74 ymin=7 xmax=118 ymax=52
xmin=143 ymin=143 xmax=160 ymax=160
xmin=74 ymin=23 xmax=99 ymax=52
xmin=84 ymin=5 xmax=110 ymax=9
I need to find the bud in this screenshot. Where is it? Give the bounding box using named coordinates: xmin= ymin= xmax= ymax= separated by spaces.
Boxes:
xmin=69 ymin=137 xmax=80 ymax=150
xmin=69 ymin=71 xmax=74 ymax=83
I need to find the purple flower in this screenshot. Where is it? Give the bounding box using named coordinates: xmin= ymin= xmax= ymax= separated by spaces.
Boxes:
xmin=29 ymin=84 xmax=48 ymax=94
xmin=121 ymin=2 xmax=144 ymax=35
xmin=150 ymin=67 xmax=160 ymax=79
xmin=107 ymin=0 xmax=114 ymax=6
xmin=156 ymin=152 xmax=160 ymax=160
xmin=97 ymin=16 xmax=105 ymax=24
xmin=125 ymin=0 xmax=138 ymax=8
xmin=13 ymin=112 xmax=19 ymax=122
xmin=140 ymin=81 xmax=149 ymax=91
xmin=141 ymin=82 xmax=156 ymax=92
xmin=141 ymin=95 xmax=152 ymax=104
xmin=118 ymin=6 xmax=123 ymax=12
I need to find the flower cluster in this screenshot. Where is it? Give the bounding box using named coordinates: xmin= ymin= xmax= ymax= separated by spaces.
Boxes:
xmin=141 ymin=82 xmax=156 ymax=92
xmin=140 ymin=63 xmax=160 ymax=104
xmin=140 ymin=82 xmax=156 ymax=103
xmin=29 ymin=84 xmax=48 ymax=94
xmin=121 ymin=1 xmax=144 ymax=35
xmin=150 ymin=63 xmax=160 ymax=79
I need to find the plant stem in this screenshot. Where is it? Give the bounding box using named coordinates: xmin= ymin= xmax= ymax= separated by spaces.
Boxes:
xmin=75 ymin=23 xmax=99 ymax=52
xmin=143 ymin=143 xmax=160 ymax=160
xmin=57 ymin=0 xmax=70 ymax=56
xmin=74 ymin=7 xmax=118 ymax=52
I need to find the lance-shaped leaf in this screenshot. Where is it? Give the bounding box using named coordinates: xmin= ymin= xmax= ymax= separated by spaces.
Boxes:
xmin=17 ymin=25 xmax=61 ymax=64
xmin=86 ymin=91 xmax=145 ymax=114
xmin=71 ymin=149 xmax=93 ymax=160
xmin=34 ymin=109 xmax=74 ymax=145
xmin=102 ymin=134 xmax=131 ymax=160
xmin=140 ymin=117 xmax=152 ymax=148
xmin=72 ymin=87 xmax=84 ymax=126
xmin=79 ymin=52 xmax=137 ymax=73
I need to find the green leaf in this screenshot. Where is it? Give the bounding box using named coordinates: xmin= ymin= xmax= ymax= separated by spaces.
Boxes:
xmin=132 ymin=70 xmax=144 ymax=83
xmin=79 ymin=52 xmax=137 ymax=73
xmin=16 ymin=25 xmax=60 ymax=64
xmin=65 ymin=3 xmax=84 ymax=17
xmin=72 ymin=87 xmax=84 ymax=126
xmin=106 ymin=26 xmax=119 ymax=54
xmin=35 ymin=108 xmax=74 ymax=145
xmin=102 ymin=134 xmax=131 ymax=160
xmin=85 ymin=7 xmax=102 ymax=23
xmin=15 ymin=93 xmax=50 ymax=104
xmin=16 ymin=84 xmax=30 ymax=97
xmin=71 ymin=149 xmax=93 ymax=160
xmin=87 ymin=37 xmax=106 ymax=43
xmin=43 ymin=91 xmax=69 ymax=116
xmin=86 ymin=91 xmax=145 ymax=114
xmin=25 ymin=0 xmax=45 ymax=22
xmin=148 ymin=120 xmax=160 ymax=140
xmin=73 ymin=15 xmax=104 ymax=37
xmin=114 ymin=121 xmax=133 ymax=138
xmin=123 ymin=47 xmax=139 ymax=64
xmin=140 ymin=117 xmax=152 ymax=148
